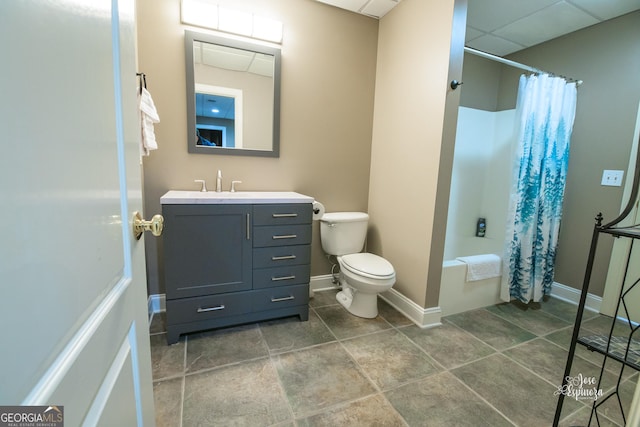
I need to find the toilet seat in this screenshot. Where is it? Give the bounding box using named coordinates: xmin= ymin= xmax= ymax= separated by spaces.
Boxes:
xmin=339 ymin=253 xmax=395 ymax=280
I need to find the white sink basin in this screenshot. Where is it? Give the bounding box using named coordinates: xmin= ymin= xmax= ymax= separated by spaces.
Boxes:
xmin=160 ymin=190 xmax=314 ymax=204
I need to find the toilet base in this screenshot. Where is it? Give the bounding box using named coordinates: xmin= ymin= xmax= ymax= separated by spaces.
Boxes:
xmin=336 ymin=289 xmax=379 ymax=318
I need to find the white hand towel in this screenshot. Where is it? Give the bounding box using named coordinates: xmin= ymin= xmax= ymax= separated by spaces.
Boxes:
xmin=138 ymin=87 xmax=160 ymax=156
xmin=456 ymin=254 xmax=501 ymax=282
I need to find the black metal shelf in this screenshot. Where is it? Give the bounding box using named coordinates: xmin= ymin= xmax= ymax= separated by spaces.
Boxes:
xmin=553 ymin=132 xmax=640 ymax=426
xmin=553 ymin=222 xmax=640 ymax=426
xmin=601 ymin=226 xmax=640 ymax=239
xmin=578 ymin=335 xmax=640 ymax=371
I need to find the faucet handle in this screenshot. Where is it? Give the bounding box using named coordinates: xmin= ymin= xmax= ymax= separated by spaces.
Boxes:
xmin=194 ymin=179 xmax=207 ymax=192
xmin=230 ymin=180 xmax=242 ymax=192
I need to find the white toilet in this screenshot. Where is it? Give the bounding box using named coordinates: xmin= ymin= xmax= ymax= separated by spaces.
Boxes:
xmin=319 ymin=212 xmax=396 ymax=318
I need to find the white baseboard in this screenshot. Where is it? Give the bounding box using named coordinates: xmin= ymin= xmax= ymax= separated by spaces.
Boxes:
xmin=309 ymin=275 xmax=441 ymax=328
xmin=379 ymin=288 xmax=442 ymax=329
xmin=551 ymin=281 xmax=601 ymax=313
xmin=310 ymin=274 xmax=338 ymax=296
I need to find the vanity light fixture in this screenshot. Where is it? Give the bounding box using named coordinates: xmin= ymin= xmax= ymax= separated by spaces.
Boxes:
xmin=251 ymin=15 xmax=283 ymax=43
xmin=181 ymin=0 xmax=283 ymax=43
xmin=181 ymin=0 xmax=218 ymax=29
xmin=218 ymin=7 xmax=252 ymax=37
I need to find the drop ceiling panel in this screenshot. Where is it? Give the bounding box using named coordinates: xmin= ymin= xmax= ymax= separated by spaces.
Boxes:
xmin=464 ymin=27 xmax=484 ymax=42
xmin=361 ymin=0 xmax=399 ymax=17
xmin=494 ymin=2 xmax=599 ymax=47
xmin=315 ymin=0 xmax=640 ymax=56
xmin=247 ymin=53 xmax=274 ymax=77
xmin=316 ymin=0 xmax=367 ymax=13
xmin=569 ymin=0 xmax=640 ymax=20
xmin=316 ymin=0 xmax=400 ymax=17
xmin=466 ymin=34 xmax=526 ymax=57
xmin=466 ymin=0 xmax=558 ymax=32
xmin=201 ymin=44 xmax=255 ymax=71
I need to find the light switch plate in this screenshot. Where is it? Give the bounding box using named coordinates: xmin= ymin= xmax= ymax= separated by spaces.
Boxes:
xmin=601 ymin=170 xmax=624 ymax=187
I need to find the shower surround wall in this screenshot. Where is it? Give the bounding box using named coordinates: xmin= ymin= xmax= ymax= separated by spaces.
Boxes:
xmin=444 ymin=107 xmax=515 ymax=260
xmin=439 ymin=106 xmax=515 ymax=316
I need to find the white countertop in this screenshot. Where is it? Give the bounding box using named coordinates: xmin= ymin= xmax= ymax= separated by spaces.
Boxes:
xmin=160 ymin=190 xmax=314 ymax=204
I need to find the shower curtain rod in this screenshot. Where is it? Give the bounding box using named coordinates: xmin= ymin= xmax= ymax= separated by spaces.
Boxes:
xmin=464 ymin=46 xmax=583 ymax=86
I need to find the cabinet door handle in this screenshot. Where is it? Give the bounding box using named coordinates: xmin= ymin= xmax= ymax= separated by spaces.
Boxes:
xmin=272 ymin=234 xmax=297 ymax=240
xmin=246 ymin=213 xmax=250 ymax=240
xmin=272 ymin=255 xmax=296 ymax=261
xmin=272 ymin=213 xmax=298 ymax=218
xmin=271 ymin=295 xmax=295 ymax=302
xmin=197 ymin=305 xmax=225 ymax=313
xmin=272 ymin=275 xmax=295 ymax=281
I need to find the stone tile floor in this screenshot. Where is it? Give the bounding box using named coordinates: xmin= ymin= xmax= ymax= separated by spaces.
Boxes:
xmin=149 ymin=290 xmax=638 ymax=426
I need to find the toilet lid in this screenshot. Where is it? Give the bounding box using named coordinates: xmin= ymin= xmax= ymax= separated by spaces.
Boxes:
xmin=340 ymin=253 xmax=395 ymax=279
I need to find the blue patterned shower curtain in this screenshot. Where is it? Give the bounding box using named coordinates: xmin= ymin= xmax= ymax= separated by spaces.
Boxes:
xmin=501 ymin=74 xmax=577 ymax=303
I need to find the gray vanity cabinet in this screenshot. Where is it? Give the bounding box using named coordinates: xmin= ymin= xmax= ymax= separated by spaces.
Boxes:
xmin=163 ymin=204 xmax=252 ymax=300
xmin=162 ymin=200 xmax=312 ymax=344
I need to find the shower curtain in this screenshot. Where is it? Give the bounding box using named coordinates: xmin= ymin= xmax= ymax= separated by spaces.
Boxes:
xmin=501 ymin=74 xmax=577 ymax=303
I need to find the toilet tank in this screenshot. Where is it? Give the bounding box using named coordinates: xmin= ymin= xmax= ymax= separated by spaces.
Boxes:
xmin=320 ymin=212 xmax=369 ymax=256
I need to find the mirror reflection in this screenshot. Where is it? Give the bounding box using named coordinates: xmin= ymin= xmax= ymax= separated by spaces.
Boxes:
xmin=185 ymin=31 xmax=281 ymax=156
xmin=195 ymin=89 xmax=238 ymax=148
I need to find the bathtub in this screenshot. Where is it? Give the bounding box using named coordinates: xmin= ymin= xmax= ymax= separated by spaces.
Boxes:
xmin=439 ymin=257 xmax=503 ymax=317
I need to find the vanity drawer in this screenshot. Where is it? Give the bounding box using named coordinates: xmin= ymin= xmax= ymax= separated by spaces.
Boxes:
xmin=253 ymin=204 xmax=312 ymax=226
xmin=253 ymin=264 xmax=310 ymax=289
xmin=253 ymin=245 xmax=311 ymax=269
xmin=166 ymin=292 xmax=251 ymax=325
xmin=253 ymin=224 xmax=312 ymax=247
xmin=252 ymin=284 xmax=309 ymax=312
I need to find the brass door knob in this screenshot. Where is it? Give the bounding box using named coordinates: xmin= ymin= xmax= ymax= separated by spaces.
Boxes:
xmin=133 ymin=211 xmax=164 ymax=240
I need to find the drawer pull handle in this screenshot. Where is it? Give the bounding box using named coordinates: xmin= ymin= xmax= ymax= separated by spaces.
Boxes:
xmin=197 ymin=305 xmax=225 ymax=313
xmin=272 ymin=213 xmax=298 ymax=218
xmin=272 ymin=275 xmax=296 ymax=281
xmin=272 ymin=255 xmax=296 ymax=261
xmin=271 ymin=295 xmax=295 ymax=302
xmin=272 ymin=234 xmax=297 ymax=240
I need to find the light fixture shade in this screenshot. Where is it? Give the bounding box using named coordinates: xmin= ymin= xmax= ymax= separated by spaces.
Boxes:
xmin=181 ymin=1 xmax=283 ymax=43
xmin=252 ymin=15 xmax=283 ymax=43
xmin=218 ymin=7 xmax=252 ymax=36
xmin=181 ymin=0 xmax=218 ymax=29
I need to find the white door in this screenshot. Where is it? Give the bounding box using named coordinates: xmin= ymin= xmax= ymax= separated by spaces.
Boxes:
xmin=0 ymin=1 xmax=156 ymax=426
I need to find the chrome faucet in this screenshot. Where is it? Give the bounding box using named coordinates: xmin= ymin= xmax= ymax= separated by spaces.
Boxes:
xmin=216 ymin=170 xmax=222 ymax=192
xmin=194 ymin=179 xmax=207 ymax=192
xmin=230 ymin=180 xmax=242 ymax=192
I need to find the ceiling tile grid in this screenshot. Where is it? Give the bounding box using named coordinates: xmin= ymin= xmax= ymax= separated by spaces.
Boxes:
xmin=492 ymin=2 xmax=600 ymax=50
xmin=315 ymin=0 xmax=640 ymax=56
xmin=466 ymin=0 xmax=558 ymax=33
xmin=465 ymin=0 xmax=640 ymax=55
xmin=569 ymin=0 xmax=640 ymax=20
xmin=315 ymin=0 xmax=401 ymax=18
